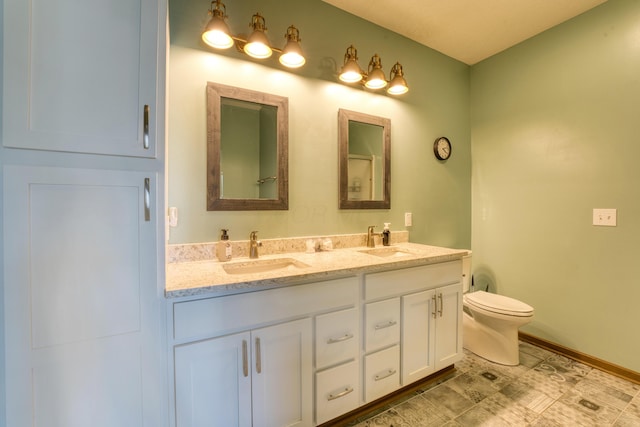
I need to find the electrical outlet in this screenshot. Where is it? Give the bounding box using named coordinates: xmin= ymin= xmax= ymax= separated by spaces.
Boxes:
xmin=593 ymin=208 xmax=616 ymax=226
xmin=404 ymin=212 xmax=413 ymax=227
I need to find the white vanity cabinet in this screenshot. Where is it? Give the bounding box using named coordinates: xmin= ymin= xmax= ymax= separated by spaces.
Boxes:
xmin=168 ymin=259 xmax=463 ymax=426
xmin=365 ymin=261 xmax=463 ymax=388
xmin=175 ymin=318 xmax=311 ymax=427
xmin=170 ymin=276 xmax=359 ymax=427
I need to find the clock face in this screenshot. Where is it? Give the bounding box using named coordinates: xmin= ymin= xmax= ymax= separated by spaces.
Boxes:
xmin=433 ymin=137 xmax=451 ymax=160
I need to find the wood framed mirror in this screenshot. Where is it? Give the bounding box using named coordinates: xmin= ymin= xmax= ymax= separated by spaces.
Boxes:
xmin=338 ymin=109 xmax=391 ymax=209
xmin=206 ymin=82 xmax=288 ymax=210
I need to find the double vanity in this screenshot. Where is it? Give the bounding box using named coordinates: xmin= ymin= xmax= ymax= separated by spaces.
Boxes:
xmin=166 ymin=232 xmax=468 ymax=426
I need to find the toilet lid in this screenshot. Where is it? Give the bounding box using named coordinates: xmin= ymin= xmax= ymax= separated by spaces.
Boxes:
xmin=465 ymin=291 xmax=534 ymax=316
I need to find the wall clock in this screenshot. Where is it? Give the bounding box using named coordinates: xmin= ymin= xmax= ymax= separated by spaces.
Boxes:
xmin=433 ymin=136 xmax=451 ymax=160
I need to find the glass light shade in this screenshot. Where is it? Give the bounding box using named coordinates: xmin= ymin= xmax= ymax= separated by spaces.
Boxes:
xmin=387 ymin=63 xmax=409 ymax=95
xmin=279 ymin=26 xmax=305 ymax=68
xmin=244 ymin=13 xmax=272 ymax=59
xmin=280 ymin=40 xmax=306 ymax=68
xmin=365 ymin=68 xmax=387 ymax=89
xmin=339 ymin=61 xmax=364 ymax=83
xmin=244 ymin=30 xmax=272 ymax=58
xmin=202 ymin=18 xmax=234 ymax=49
xmin=365 ymin=54 xmax=387 ymax=89
xmin=339 ymin=45 xmax=363 ymax=83
xmin=202 ymin=0 xmax=233 ymax=49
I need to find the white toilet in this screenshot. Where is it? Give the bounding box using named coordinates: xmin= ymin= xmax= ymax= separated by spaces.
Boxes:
xmin=462 ymin=254 xmax=534 ymax=365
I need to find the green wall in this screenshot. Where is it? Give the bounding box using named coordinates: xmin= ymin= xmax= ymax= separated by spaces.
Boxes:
xmin=471 ymin=0 xmax=640 ymax=372
xmin=167 ymin=0 xmax=471 ymax=248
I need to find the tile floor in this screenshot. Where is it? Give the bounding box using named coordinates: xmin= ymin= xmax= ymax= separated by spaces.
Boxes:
xmin=347 ymin=342 xmax=640 ymax=426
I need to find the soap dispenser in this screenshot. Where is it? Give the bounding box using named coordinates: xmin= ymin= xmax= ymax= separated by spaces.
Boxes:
xmin=216 ymin=229 xmax=232 ymax=262
xmin=382 ymin=223 xmax=391 ymax=246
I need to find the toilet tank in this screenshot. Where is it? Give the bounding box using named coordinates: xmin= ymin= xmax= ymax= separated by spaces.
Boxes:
xmin=462 ymin=252 xmax=472 ymax=293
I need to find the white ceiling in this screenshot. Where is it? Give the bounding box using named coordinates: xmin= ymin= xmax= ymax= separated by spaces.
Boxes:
xmin=322 ymin=0 xmax=608 ymax=65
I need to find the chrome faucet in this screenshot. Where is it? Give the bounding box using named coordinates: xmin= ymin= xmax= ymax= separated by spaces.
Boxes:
xmin=249 ymin=231 xmax=260 ymax=259
xmin=366 ymin=225 xmax=378 ymax=248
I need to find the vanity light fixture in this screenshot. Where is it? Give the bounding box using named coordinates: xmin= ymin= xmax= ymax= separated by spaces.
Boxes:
xmin=338 ymin=45 xmax=409 ymax=95
xmin=202 ymin=0 xmax=306 ymax=68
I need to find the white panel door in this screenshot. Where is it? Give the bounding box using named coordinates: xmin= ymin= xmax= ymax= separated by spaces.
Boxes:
xmin=2 ymin=0 xmax=158 ymax=157
xmin=3 ymin=165 xmax=166 ymax=427
xmin=435 ymin=283 xmax=464 ymax=370
xmin=174 ymin=332 xmax=252 ymax=427
xmin=401 ymin=289 xmax=436 ymax=385
xmin=251 ymin=318 xmax=312 ymax=427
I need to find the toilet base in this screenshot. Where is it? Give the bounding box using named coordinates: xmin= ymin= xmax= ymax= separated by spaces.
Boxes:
xmin=462 ymin=312 xmax=522 ymax=366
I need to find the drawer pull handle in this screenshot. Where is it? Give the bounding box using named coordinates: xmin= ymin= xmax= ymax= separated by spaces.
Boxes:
xmin=255 ymin=337 xmax=262 ymax=374
xmin=374 ymin=320 xmax=397 ymax=330
xmin=144 ymin=178 xmax=151 ymax=222
xmin=327 ymin=387 xmax=354 ymax=401
xmin=327 ymin=333 xmax=354 ymax=344
xmin=143 ymin=104 xmax=150 ymax=149
xmin=374 ymin=369 xmax=397 ymax=381
xmin=438 ymin=293 xmax=444 ymax=317
xmin=242 ymin=340 xmax=248 ymax=377
xmin=432 ymin=294 xmax=437 ymax=319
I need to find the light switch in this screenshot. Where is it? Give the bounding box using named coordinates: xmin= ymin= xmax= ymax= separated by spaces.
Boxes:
xmin=593 ymin=208 xmax=616 ymax=227
xmin=169 ymin=207 xmax=178 ymax=227
xmin=404 ymin=212 xmax=413 ymax=227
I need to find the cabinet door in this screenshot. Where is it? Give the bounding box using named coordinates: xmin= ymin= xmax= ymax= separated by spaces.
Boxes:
xmin=435 ymin=283 xmax=464 ymax=370
xmin=3 ymin=0 xmax=159 ymax=157
xmin=401 ymin=289 xmax=436 ymax=384
xmin=252 ymin=318 xmax=312 ymax=427
xmin=3 ymin=165 xmax=166 ymax=427
xmin=174 ymin=332 xmax=252 ymax=427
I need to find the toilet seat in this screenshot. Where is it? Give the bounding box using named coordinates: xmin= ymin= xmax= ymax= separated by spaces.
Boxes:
xmin=464 ymin=291 xmax=534 ymax=317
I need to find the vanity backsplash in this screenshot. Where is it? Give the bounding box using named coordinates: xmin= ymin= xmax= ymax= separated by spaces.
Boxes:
xmin=167 ymin=231 xmax=409 ymax=263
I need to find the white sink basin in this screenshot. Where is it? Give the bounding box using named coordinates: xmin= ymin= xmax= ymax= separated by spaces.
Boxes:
xmin=223 ymin=258 xmax=311 ymax=275
xmin=358 ymin=247 xmax=414 ymax=258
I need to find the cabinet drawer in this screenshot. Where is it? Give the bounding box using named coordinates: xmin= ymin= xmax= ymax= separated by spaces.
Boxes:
xmin=365 ymin=260 xmax=461 ymax=301
xmin=364 ymin=345 xmax=400 ymax=403
xmin=315 ymin=360 xmax=360 ymax=425
xmin=364 ymin=298 xmax=400 ymax=352
xmin=316 ymin=308 xmax=358 ymax=370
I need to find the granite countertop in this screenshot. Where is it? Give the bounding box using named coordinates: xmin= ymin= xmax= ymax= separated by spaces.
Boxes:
xmin=166 ymin=242 xmax=468 ymax=298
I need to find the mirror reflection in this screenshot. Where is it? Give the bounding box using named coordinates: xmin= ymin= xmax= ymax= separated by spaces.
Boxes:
xmin=339 ymin=109 xmax=391 ymax=209
xmin=207 ymin=82 xmax=288 ymax=210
